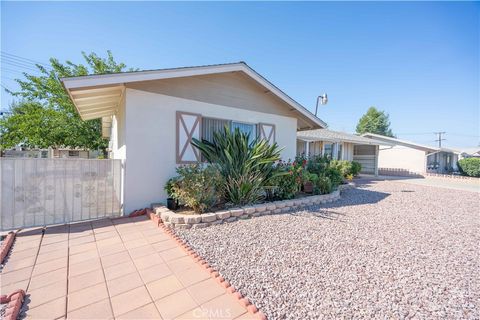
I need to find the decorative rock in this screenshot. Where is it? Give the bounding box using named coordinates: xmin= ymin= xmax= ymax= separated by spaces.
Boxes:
xmin=239 ymin=215 xmax=250 ymax=220
xmin=192 ymin=223 xmax=210 ymax=229
xmin=266 ymin=204 xmax=276 ymax=211
xmin=226 ymin=217 xmax=238 ymax=223
xmin=175 ymin=223 xmax=191 ymax=229
xmin=184 ymin=215 xmax=202 ymax=224
xmin=201 ymin=213 xmax=217 ymax=223
xmin=211 ymin=220 xmax=223 ymax=225
xmin=230 ymin=208 xmax=244 ymax=217
xmin=273 ymin=208 xmax=282 ymax=214
xmin=215 ymin=210 xmax=231 ymax=220
xmin=274 ymin=201 xmax=286 ymax=208
xmin=160 ymin=211 xmax=170 ymax=222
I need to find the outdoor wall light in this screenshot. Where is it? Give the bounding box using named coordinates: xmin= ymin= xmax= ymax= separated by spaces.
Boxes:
xmin=315 ymin=93 xmax=328 ymax=116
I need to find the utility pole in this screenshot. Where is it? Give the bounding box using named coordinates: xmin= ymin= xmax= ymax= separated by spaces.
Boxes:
xmin=434 ymin=131 xmax=446 ymax=148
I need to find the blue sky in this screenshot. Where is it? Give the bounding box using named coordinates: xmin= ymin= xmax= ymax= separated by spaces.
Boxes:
xmin=1 ymin=1 xmax=479 ymax=148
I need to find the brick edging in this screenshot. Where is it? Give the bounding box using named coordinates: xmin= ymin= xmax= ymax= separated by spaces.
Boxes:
xmin=0 ymin=289 xmax=26 ymax=320
xmin=146 ymin=209 xmax=267 ymax=320
xmin=1 ymin=231 xmax=16 ymax=264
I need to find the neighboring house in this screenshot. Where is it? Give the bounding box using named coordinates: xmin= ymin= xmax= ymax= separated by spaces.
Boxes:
xmin=459 ymin=147 xmax=480 ymax=159
xmin=362 ymin=133 xmax=460 ymax=175
xmin=61 ymin=62 xmax=327 ymax=213
xmin=297 ymin=129 xmax=384 ymax=175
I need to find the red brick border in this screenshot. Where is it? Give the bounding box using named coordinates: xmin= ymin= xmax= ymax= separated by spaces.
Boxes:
xmin=1 ymin=231 xmax=16 ymax=264
xmin=145 ymin=209 xmax=267 ymax=320
xmin=1 ymin=289 xmax=25 ymax=320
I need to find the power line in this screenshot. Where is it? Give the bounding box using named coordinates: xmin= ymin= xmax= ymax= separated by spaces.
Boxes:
xmin=1 ymin=51 xmax=50 ymax=68
xmin=434 ymin=131 xmax=446 ymax=148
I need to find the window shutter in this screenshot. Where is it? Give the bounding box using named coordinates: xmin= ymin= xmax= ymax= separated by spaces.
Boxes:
xmin=258 ymin=123 xmax=275 ymax=145
xmin=176 ymin=111 xmax=202 ymax=164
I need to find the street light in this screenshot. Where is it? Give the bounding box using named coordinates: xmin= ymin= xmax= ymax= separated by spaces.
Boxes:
xmin=315 ymin=93 xmax=328 ymax=116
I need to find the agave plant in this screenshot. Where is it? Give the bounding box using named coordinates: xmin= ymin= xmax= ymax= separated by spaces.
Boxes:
xmin=192 ymin=126 xmax=283 ymax=206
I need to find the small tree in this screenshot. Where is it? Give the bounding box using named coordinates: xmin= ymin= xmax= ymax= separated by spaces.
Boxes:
xmin=1 ymin=51 xmax=134 ymax=154
xmin=356 ymin=106 xmax=394 ymax=137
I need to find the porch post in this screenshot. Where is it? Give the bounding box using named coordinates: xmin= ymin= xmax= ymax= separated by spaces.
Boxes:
xmin=374 ymin=145 xmax=379 ymax=176
xmin=305 ymin=141 xmax=310 ymax=157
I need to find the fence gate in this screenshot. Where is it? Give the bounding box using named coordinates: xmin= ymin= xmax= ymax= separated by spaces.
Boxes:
xmin=0 ymin=158 xmax=122 ymax=231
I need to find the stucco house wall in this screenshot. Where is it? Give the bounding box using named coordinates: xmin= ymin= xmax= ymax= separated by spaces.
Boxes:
xmin=377 ymin=145 xmax=427 ymax=174
xmin=121 ymin=87 xmax=297 ymax=213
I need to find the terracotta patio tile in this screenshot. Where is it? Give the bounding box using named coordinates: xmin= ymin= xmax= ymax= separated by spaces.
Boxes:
xmin=38 ymin=241 xmax=68 ymax=254
xmin=1 ymin=266 xmax=33 ymax=286
xmin=107 ymin=271 xmax=143 ymax=297
xmin=201 ymin=294 xmax=248 ymax=320
xmin=175 ymin=265 xmax=210 ymax=287
xmin=68 ymin=221 xmax=92 ymax=232
xmin=103 ymin=260 xmax=137 ymax=281
xmin=67 ymin=282 xmax=109 ymax=312
xmin=29 ymin=267 xmax=67 ymax=291
xmin=100 ymin=250 xmax=132 ymax=268
xmin=133 ymin=253 xmax=164 ymax=270
xmin=175 ymin=307 xmax=205 ymax=320
xmin=119 ymin=231 xmax=146 ymax=241
xmin=158 ymin=247 xmax=188 ymax=262
xmin=68 ymin=258 xmax=102 ymax=277
xmin=66 ymin=298 xmax=113 ymax=319
xmin=95 ymin=236 xmax=123 ymax=248
xmin=146 ymin=274 xmax=183 ymax=301
xmin=128 ymin=244 xmax=157 ymax=259
xmin=24 ymin=296 xmax=66 ymax=320
xmin=0 ymin=279 xmax=29 ymax=295
xmin=12 ymin=240 xmax=42 ymax=252
xmin=68 ymin=234 xmax=95 ymax=246
xmin=234 ymin=312 xmax=258 ymax=320
xmin=145 ymin=233 xmax=171 ymax=244
xmin=186 ymin=278 xmax=226 ymax=305
xmin=168 ymin=256 xmax=198 ymax=273
xmin=36 ymin=247 xmax=68 ymax=264
xmin=1 ymin=255 xmax=37 ymax=272
xmin=155 ymin=289 xmax=198 ymax=320
xmin=32 ymin=256 xmax=67 ymax=277
xmin=152 ymin=239 xmax=178 ymax=253
xmin=44 ymin=224 xmax=69 ymax=234
xmin=7 ymin=247 xmax=37 ymax=261
xmin=138 ymin=263 xmax=173 ymax=284
xmin=97 ymin=243 xmax=127 ymax=257
xmin=69 ymin=242 xmax=97 ymax=255
xmin=68 ymin=268 xmax=105 ymax=293
xmin=123 ymin=238 xmax=149 ymax=250
xmin=68 ymin=249 xmax=99 ymax=265
xmin=93 ymin=230 xmax=119 ymax=241
xmin=116 ymin=302 xmax=162 ymax=319
xmin=111 ymin=285 xmax=153 ymax=316
xmin=27 ymin=279 xmax=67 ymax=309
xmin=41 ymin=234 xmax=68 ymax=245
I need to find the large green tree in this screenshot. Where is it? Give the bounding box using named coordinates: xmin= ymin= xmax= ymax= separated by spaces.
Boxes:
xmin=0 ymin=51 xmax=133 ymax=152
xmin=356 ymin=106 xmax=394 ymax=137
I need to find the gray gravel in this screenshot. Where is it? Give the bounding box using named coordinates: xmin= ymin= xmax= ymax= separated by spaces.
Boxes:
xmin=176 ymin=179 xmax=480 ymax=319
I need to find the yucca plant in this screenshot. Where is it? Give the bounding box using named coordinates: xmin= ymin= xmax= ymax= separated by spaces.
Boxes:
xmin=192 ymin=126 xmax=283 ymax=206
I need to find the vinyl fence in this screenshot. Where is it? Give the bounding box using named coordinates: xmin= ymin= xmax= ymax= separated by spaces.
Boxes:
xmin=0 ymin=158 xmax=122 ymax=231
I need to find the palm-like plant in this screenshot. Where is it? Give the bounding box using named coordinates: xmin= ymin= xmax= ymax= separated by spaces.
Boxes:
xmin=192 ymin=126 xmax=283 ymax=206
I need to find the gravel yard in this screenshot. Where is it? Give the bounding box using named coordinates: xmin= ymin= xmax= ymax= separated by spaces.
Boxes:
xmin=176 ymin=179 xmax=480 ymax=319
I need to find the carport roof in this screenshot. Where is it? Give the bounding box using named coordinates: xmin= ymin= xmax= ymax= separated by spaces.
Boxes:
xmin=297 ymin=129 xmax=385 ymax=145
xmin=362 ymin=133 xmax=460 ymax=153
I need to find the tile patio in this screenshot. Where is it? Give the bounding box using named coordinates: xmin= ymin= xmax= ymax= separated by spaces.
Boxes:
xmin=1 ymin=216 xmax=254 ymax=320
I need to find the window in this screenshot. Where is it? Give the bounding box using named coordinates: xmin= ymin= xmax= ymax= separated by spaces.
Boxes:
xmin=337 ymin=143 xmax=343 ymax=160
xmin=68 ymin=150 xmax=80 ymax=157
xmin=201 ymin=117 xmax=229 ymax=143
xmin=323 ymin=143 xmax=333 ymax=158
xmin=232 ymin=121 xmax=256 ymax=143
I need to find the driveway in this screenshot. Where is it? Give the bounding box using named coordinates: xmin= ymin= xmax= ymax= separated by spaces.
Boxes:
xmin=177 ymin=179 xmax=480 ymax=319
xmin=375 ymin=175 xmax=480 ymax=193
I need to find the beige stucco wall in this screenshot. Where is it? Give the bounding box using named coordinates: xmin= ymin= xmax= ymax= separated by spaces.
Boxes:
xmin=377 ymin=145 xmax=427 ymax=173
xmin=121 ymin=88 xmax=298 ymax=213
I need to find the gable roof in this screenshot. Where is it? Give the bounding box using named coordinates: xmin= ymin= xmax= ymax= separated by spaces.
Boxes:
xmin=61 ymin=62 xmax=327 ymax=129
xmin=361 ymin=133 xmax=460 ymax=153
xmin=297 ymin=129 xmax=385 ymax=145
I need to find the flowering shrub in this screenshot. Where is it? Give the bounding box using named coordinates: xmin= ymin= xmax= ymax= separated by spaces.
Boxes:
xmin=269 ymin=160 xmax=303 ymax=200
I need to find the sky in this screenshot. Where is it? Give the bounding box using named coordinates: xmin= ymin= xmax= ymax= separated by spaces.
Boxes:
xmin=1 ymin=1 xmax=479 ymax=148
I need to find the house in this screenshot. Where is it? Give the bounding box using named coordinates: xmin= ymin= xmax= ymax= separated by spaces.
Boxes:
xmin=459 ymin=147 xmax=480 ymax=159
xmin=296 ymin=129 xmax=384 ymax=175
xmin=61 ymin=62 xmax=327 ymax=213
xmin=362 ymin=133 xmax=460 ymax=175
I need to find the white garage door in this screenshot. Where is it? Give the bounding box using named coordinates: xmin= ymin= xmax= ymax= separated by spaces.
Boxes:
xmin=353 ymin=145 xmax=377 ymax=174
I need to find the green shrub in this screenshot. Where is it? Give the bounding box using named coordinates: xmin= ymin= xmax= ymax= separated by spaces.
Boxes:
xmin=351 ymin=161 xmax=362 ymax=176
xmin=306 ymin=155 xmax=330 ymax=176
xmin=269 ymin=161 xmax=302 ymax=200
xmin=164 ymin=177 xmax=179 ymax=199
xmin=329 ymin=160 xmax=352 ymax=177
xmin=326 ymin=167 xmax=343 ymax=189
xmin=192 ymin=127 xmax=283 ymax=206
xmin=317 ymin=176 xmax=332 ymax=194
xmin=171 ymin=164 xmax=223 ymax=213
xmin=458 ymin=158 xmax=480 ymax=177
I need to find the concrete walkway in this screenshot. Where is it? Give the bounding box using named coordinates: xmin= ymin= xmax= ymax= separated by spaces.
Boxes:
xmin=1 ymin=217 xmax=254 ymax=319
